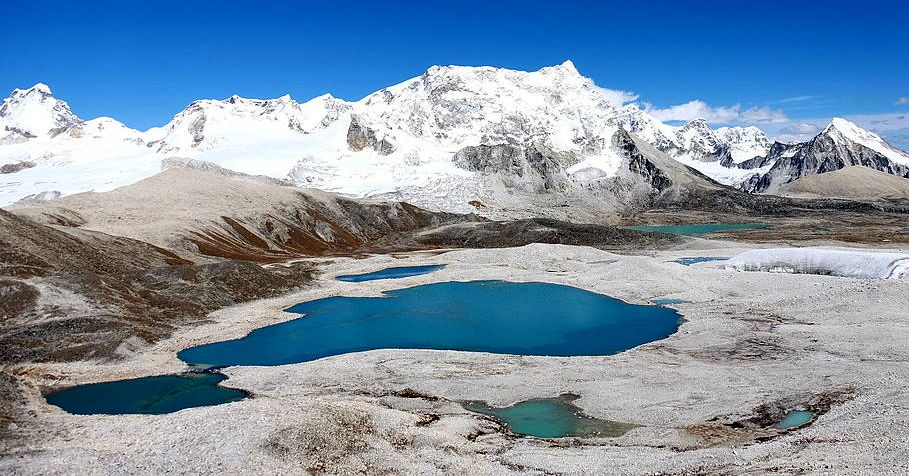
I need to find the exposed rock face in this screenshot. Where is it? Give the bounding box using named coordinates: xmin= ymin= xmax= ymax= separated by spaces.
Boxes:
xmin=613 ymin=130 xmax=672 ymax=193
xmin=744 ymin=130 xmax=909 ymax=194
xmin=346 ymin=115 xmax=395 ymax=155
xmin=0 ymin=161 xmax=35 ymax=174
xmin=452 ymin=143 xmax=569 ymax=191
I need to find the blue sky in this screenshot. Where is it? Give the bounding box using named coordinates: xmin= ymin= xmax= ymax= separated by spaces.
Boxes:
xmin=2 ymin=0 xmax=907 ymax=144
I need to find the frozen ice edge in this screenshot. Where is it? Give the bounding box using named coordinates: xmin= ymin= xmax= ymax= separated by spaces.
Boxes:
xmin=722 ymin=247 xmax=909 ymax=279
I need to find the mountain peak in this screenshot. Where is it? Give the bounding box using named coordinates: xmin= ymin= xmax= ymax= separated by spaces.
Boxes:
xmin=824 ymin=117 xmax=858 ymax=133
xmin=682 ymin=118 xmax=712 ymax=130
xmin=12 ymin=83 xmax=53 ymax=97
xmin=539 ymin=60 xmax=580 ymax=76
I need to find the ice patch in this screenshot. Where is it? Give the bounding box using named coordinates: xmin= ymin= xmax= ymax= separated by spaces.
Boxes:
xmin=723 ymin=248 xmax=909 ymax=279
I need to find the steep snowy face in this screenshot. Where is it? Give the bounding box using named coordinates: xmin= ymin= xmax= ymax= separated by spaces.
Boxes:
xmin=146 ymin=93 xmax=352 ymax=154
xmin=0 ymin=84 xmax=82 ymax=140
xmin=352 ymin=61 xmax=623 ymax=154
xmin=715 ymin=126 xmax=771 ymax=163
xmin=823 ymin=118 xmax=909 ymax=167
xmin=607 ymin=104 xmax=680 ymax=152
xmin=674 ymin=119 xmax=723 ymax=161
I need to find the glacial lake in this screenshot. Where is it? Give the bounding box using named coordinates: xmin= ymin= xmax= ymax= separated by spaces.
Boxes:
xmin=625 ymin=224 xmax=768 ymax=236
xmin=47 ymin=281 xmax=684 ymax=414
xmin=45 ymin=373 xmax=247 ymax=415
xmin=462 ymin=394 xmax=637 ymax=438
xmin=335 ymin=264 xmax=445 ymax=282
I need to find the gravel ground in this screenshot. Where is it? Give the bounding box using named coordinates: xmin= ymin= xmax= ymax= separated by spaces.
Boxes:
xmin=3 ymin=243 xmax=908 ymax=475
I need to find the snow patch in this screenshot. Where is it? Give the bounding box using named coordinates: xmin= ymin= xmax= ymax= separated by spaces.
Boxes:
xmin=723 ymin=248 xmax=909 ymax=279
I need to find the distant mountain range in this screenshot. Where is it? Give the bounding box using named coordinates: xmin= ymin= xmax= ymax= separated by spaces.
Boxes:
xmin=2 ymin=61 xmax=908 ymax=210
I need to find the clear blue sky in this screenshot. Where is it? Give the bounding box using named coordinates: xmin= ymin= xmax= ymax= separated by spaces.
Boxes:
xmin=3 ymin=0 xmax=907 ymax=132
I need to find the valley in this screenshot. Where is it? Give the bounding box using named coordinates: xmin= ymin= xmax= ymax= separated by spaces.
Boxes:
xmin=2 ymin=61 xmax=909 ymax=475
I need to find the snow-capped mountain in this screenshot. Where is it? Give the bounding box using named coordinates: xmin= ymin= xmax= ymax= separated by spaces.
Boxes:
xmin=2 ymin=63 xmax=907 ymax=211
xmin=0 ymin=83 xmax=83 ymax=141
xmin=741 ymin=118 xmax=909 ymax=193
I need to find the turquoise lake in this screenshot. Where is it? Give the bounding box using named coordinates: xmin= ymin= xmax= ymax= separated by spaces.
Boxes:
xmin=47 ymin=281 xmax=684 ymax=414
xmin=179 ymin=280 xmax=684 ymax=367
xmin=335 ymin=264 xmax=445 ymax=282
xmin=45 ymin=373 xmax=247 ymax=415
xmin=625 ymin=224 xmax=768 ymax=236
xmin=462 ymin=394 xmax=637 ymax=438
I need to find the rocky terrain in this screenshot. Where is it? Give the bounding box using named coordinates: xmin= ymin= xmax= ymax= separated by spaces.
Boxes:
xmin=3 ymin=244 xmax=908 ymax=474
xmin=777 ymin=165 xmax=909 ymax=201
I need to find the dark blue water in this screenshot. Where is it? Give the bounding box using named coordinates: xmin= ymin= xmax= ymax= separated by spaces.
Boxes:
xmin=45 ymin=373 xmax=247 ymax=415
xmin=462 ymin=394 xmax=636 ymax=438
xmin=48 ymin=281 xmax=683 ymax=415
xmin=672 ymin=257 xmax=729 ymax=266
xmin=335 ymin=265 xmax=445 ymax=282
xmin=625 ymin=224 xmax=768 ymax=236
xmin=179 ymin=281 xmax=684 ymax=368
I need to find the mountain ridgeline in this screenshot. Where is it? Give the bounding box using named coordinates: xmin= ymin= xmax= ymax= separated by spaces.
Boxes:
xmin=2 ymin=62 xmax=908 ymax=214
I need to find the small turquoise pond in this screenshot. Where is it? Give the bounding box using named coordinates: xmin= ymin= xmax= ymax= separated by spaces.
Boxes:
xmin=463 ymin=394 xmax=636 ymax=438
xmin=45 ymin=373 xmax=247 ymax=415
xmin=775 ymin=410 xmax=814 ymax=429
xmin=625 ymin=224 xmax=768 ymax=236
xmin=336 ymin=265 xmax=445 ymax=282
xmin=47 ymin=281 xmax=683 ymax=414
xmin=672 ymin=257 xmax=729 ymax=266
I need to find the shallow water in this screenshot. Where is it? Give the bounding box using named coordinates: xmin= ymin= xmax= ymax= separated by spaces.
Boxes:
xmin=653 ymin=298 xmax=692 ymax=305
xmin=775 ymin=410 xmax=814 ymax=429
xmin=335 ymin=264 xmax=446 ymax=282
xmin=672 ymin=257 xmax=730 ymax=266
xmin=180 ymin=280 xmax=684 ymax=367
xmin=625 ymin=224 xmax=768 ymax=236
xmin=45 ymin=373 xmax=247 ymax=415
xmin=462 ymin=394 xmax=637 ymax=438
xmin=49 ymin=281 xmax=683 ymax=414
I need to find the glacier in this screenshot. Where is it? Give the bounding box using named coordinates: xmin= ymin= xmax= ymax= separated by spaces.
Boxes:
xmin=722 ymin=248 xmax=909 ymax=279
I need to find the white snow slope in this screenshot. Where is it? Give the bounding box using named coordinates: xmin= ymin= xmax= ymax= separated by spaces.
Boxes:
xmin=1 ymin=62 xmax=901 ymax=209
xmin=723 ymin=248 xmax=909 ymax=279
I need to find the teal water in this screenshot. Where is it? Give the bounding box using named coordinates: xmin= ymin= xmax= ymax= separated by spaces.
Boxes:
xmin=463 ymin=394 xmax=637 ymax=438
xmin=336 ymin=264 xmax=446 ymax=282
xmin=48 ymin=281 xmax=683 ymax=415
xmin=775 ymin=410 xmax=814 ymax=429
xmin=45 ymin=373 xmax=247 ymax=415
xmin=672 ymin=257 xmax=730 ymax=266
xmin=179 ymin=280 xmax=684 ymax=367
xmin=625 ymin=224 xmax=768 ymax=236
